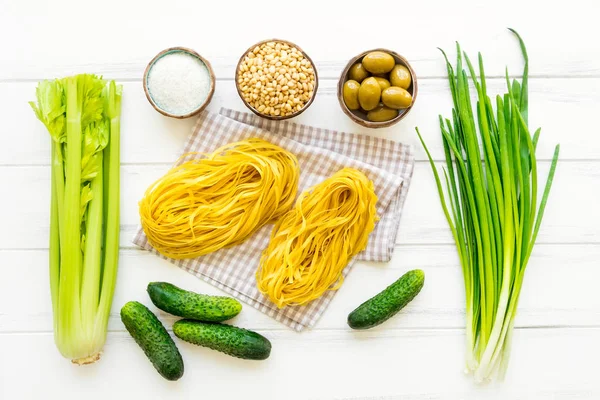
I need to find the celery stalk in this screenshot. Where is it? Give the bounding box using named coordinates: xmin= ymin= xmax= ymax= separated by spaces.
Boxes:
xmin=80 ymin=158 xmax=103 ymax=342
xmin=96 ymin=81 xmax=121 ymax=341
xmin=30 ymin=80 xmax=66 ymax=337
xmin=31 ymin=74 xmax=122 ymax=364
xmin=49 ymin=142 xmax=60 ymax=333
xmin=57 ymin=76 xmax=84 ymax=359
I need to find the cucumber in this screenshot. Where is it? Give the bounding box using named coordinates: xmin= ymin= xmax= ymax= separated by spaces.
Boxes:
xmin=173 ymin=320 xmax=271 ymax=360
xmin=120 ymin=301 xmax=184 ymax=381
xmin=347 ymin=269 xmax=425 ymax=330
xmin=147 ymin=282 xmax=242 ymax=322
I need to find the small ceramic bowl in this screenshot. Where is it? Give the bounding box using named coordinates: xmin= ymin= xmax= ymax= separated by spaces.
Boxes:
xmin=235 ymin=39 xmax=318 ymax=120
xmin=337 ymin=49 xmax=418 ymax=128
xmin=143 ymin=47 xmax=216 ymax=119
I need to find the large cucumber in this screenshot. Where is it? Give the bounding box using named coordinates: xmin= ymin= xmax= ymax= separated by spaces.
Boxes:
xmin=120 ymin=301 xmax=184 ymax=381
xmin=147 ymin=282 xmax=242 ymax=322
xmin=173 ymin=320 xmax=271 ymax=360
xmin=347 ymin=269 xmax=425 ymax=330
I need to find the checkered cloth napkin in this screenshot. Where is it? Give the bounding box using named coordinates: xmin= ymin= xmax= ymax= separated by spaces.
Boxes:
xmin=133 ymin=108 xmax=415 ymax=331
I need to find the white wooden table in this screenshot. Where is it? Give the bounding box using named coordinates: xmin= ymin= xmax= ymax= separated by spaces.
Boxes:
xmin=2 ymin=1 xmax=599 ymax=399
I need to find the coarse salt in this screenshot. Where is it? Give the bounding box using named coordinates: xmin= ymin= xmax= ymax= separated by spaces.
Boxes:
xmin=147 ymin=51 xmax=211 ymax=115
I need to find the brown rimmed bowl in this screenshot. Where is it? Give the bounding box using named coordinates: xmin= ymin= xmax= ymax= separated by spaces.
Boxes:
xmin=337 ymin=49 xmax=418 ymax=129
xmin=143 ymin=47 xmax=216 ymax=119
xmin=235 ymin=38 xmax=319 ymax=120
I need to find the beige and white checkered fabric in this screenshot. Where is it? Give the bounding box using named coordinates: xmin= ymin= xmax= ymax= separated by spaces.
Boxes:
xmin=133 ymin=108 xmax=415 ymax=331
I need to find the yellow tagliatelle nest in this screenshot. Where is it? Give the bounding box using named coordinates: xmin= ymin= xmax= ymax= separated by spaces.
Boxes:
xmin=256 ymin=167 xmax=379 ymax=308
xmin=139 ymin=138 xmax=299 ymax=259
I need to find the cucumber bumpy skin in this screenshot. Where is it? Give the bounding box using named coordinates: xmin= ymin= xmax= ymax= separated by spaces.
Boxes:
xmin=173 ymin=320 xmax=271 ymax=360
xmin=347 ymin=269 xmax=425 ymax=330
xmin=120 ymin=301 xmax=184 ymax=381
xmin=147 ymin=282 xmax=242 ymax=322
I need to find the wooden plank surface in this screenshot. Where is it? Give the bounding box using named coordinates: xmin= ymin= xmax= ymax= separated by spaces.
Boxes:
xmin=0 ymin=162 xmax=595 ymax=249
xmin=2 ymin=244 xmax=599 ymax=333
xmin=1 ymin=329 xmax=598 ymax=400
xmin=3 ymin=79 xmax=599 ymax=165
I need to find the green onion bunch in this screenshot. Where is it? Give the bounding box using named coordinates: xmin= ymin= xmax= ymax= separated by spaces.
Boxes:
xmin=417 ymin=29 xmax=560 ymax=381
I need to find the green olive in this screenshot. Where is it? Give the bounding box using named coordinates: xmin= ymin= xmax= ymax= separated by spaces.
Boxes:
xmin=373 ymin=77 xmax=391 ymax=91
xmin=358 ymin=77 xmax=382 ymax=111
xmin=381 ymin=86 xmax=413 ymax=109
xmin=372 ymin=72 xmax=389 ymax=79
xmin=367 ymin=105 xmax=399 ymax=122
xmin=362 ymin=51 xmax=395 ymax=74
xmin=389 ymin=65 xmax=412 ymax=89
xmin=343 ymin=80 xmax=361 ymax=110
xmin=348 ymin=63 xmax=369 ymax=83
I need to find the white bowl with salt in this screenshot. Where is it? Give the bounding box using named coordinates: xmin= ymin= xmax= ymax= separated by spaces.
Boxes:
xmin=143 ymin=47 xmax=215 ymax=118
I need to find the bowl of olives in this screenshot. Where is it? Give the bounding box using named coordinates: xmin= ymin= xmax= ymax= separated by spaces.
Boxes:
xmin=337 ymin=49 xmax=417 ymax=128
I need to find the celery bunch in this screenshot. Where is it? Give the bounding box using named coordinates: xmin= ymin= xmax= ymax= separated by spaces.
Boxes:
xmin=31 ymin=75 xmax=122 ymax=364
xmin=417 ymin=30 xmax=559 ymax=381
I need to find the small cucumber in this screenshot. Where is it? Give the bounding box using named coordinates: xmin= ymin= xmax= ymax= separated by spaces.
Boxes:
xmin=347 ymin=269 xmax=425 ymax=330
xmin=120 ymin=301 xmax=184 ymax=381
xmin=147 ymin=282 xmax=242 ymax=322
xmin=173 ymin=320 xmax=271 ymax=360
